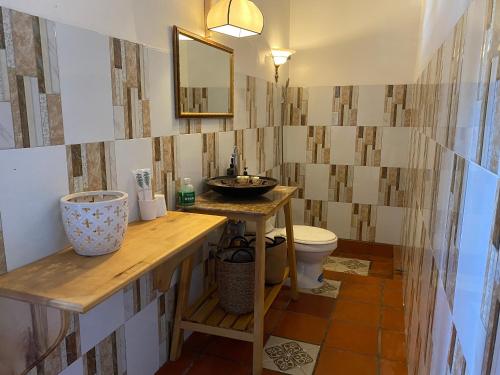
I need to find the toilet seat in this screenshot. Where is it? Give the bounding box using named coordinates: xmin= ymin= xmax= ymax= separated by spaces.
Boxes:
xmin=268 ymin=225 xmax=337 ymax=251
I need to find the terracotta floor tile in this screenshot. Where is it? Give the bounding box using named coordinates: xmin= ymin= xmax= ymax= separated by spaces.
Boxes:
xmin=336 ymin=240 xmax=394 ymax=258
xmin=264 ymin=308 xmax=285 ymax=334
xmin=262 ymin=369 xmax=283 ymax=375
xmin=324 ymin=320 xmax=378 ymax=355
xmin=380 ymin=359 xmax=408 ymax=375
xmin=205 ymin=336 xmax=253 ymax=366
xmin=156 ymin=351 xmax=197 ymax=375
xmin=383 ymin=288 xmax=404 ymax=308
xmin=183 ymin=332 xmax=213 ymax=354
xmin=381 ymin=307 xmax=405 ymax=332
xmin=369 ymin=261 xmax=394 ymax=278
xmin=338 ymin=282 xmax=382 ymax=304
xmin=273 ymin=310 xmax=329 ymax=345
xmin=270 ymin=289 xmax=291 ymax=310
xmin=323 ymin=270 xmax=349 ymax=281
xmin=187 ymin=355 xmax=250 ymax=375
xmin=384 ymin=278 xmax=403 ymax=291
xmin=287 ymin=292 xmax=336 ymax=319
xmin=381 ymin=330 xmax=407 ymax=362
xmin=336 ymin=272 xmax=384 ymax=286
xmin=332 ymin=300 xmax=380 ymax=327
xmin=315 ymin=347 xmax=377 ymax=375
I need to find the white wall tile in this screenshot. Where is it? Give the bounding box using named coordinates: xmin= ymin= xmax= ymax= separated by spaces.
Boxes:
xmin=176 ymin=133 xmax=203 ymax=192
xmin=56 ymin=23 xmax=114 ymax=144
xmin=307 ymin=87 xmax=333 ymax=125
xmin=380 ymin=127 xmax=410 ymax=167
xmin=352 ymin=166 xmax=380 ymax=204
xmin=59 ymin=358 xmax=83 ymax=375
xmin=114 ymin=138 xmax=153 ymax=222
xmin=148 ymin=48 xmax=178 ymax=137
xmin=243 ymin=128 xmax=258 ymax=174
xmin=0 ymin=102 xmax=14 ymax=149
xmin=264 ymin=126 xmax=275 ymax=170
xmin=284 ymin=127 xmax=307 ymax=163
xmin=218 ymin=130 xmax=236 ymax=174
xmin=125 ymin=300 xmax=159 ymax=375
xmin=330 ymin=126 xmax=356 ymax=165
xmin=189 ymin=262 xmax=205 ymax=306
xmin=233 ymin=73 xmax=248 ymax=130
xmin=0 ymin=146 xmax=69 ymax=270
xmin=304 ymin=164 xmax=329 ymax=201
xmin=454 ymin=163 xmax=498 ymax=375
xmin=430 ymin=281 xmax=453 ymax=375
xmin=375 ymin=206 xmax=403 ymax=245
xmin=357 ymin=85 xmax=385 ymax=126
xmin=256 ymin=78 xmax=267 ymax=127
xmin=80 ymin=290 xmax=125 ymax=354
xmin=327 ymin=202 xmax=352 ymax=239
xmin=291 ymin=198 xmax=305 ymax=226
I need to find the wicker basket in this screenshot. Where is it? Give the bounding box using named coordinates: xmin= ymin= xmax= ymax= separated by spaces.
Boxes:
xmin=248 ymin=236 xmax=288 ymax=285
xmin=216 ymin=241 xmax=255 ymax=315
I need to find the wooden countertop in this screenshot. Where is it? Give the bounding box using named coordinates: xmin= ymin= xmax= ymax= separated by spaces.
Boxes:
xmin=0 ymin=212 xmax=226 ymax=313
xmin=182 ymin=185 xmax=298 ymax=218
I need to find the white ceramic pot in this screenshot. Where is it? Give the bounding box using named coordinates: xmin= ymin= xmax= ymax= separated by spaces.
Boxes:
xmin=60 ymin=191 xmax=129 ymax=256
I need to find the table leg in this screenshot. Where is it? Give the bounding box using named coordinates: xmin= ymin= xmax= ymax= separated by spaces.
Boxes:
xmin=284 ymin=201 xmax=299 ymax=300
xmin=170 ymin=254 xmax=194 ymax=361
xmin=252 ymin=217 xmax=266 ymax=375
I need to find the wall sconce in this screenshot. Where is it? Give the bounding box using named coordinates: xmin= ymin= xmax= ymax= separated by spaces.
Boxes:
xmin=271 ymin=48 xmax=295 ymax=83
xmin=207 ymin=0 xmax=264 ymax=38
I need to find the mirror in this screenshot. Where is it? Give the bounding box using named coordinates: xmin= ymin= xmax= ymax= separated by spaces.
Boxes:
xmin=173 ymin=26 xmax=234 ymax=118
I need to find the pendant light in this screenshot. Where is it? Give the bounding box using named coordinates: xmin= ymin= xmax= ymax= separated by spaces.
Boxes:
xmin=207 ymin=0 xmax=264 ymax=38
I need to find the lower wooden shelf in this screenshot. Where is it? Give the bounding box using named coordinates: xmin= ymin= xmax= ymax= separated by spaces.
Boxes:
xmin=179 ymin=268 xmax=290 ymax=341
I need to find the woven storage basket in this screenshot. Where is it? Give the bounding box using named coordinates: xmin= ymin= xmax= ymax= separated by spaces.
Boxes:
xmin=216 ymin=241 xmax=255 ymax=315
xmin=248 ymin=236 xmax=288 ymax=285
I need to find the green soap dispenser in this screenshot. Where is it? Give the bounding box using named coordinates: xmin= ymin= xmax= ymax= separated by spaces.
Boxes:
xmin=178 ymin=177 xmax=195 ymax=206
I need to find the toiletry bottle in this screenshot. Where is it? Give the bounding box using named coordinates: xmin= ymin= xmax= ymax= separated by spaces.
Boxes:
xmin=178 ymin=178 xmax=195 ymax=206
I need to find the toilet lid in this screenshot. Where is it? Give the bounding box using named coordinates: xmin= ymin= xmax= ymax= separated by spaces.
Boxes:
xmin=277 ymin=225 xmax=337 ymax=245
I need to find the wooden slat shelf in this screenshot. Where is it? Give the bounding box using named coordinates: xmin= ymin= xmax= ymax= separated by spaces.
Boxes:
xmin=0 ymin=212 xmax=226 ymax=313
xmin=180 ymin=268 xmax=290 ymax=337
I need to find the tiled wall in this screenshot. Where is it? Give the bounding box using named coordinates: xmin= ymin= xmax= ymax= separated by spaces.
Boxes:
xmin=282 ymin=85 xmax=412 ymax=244
xmin=0 ymin=6 xmax=282 ymax=375
xmin=401 ymin=0 xmax=500 ymax=373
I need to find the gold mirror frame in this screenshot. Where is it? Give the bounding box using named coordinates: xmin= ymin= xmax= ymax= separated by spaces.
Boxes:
xmin=173 ymin=26 xmax=234 ymax=118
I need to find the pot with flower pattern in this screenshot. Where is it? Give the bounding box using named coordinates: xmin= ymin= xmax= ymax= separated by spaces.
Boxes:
xmin=60 ymin=191 xmax=129 ymax=256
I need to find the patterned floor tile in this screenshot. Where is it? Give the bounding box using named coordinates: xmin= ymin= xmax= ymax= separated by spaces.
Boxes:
xmin=298 ymin=279 xmax=341 ymax=299
xmin=263 ymin=336 xmax=320 ymax=375
xmin=323 ymin=256 xmax=370 ymax=276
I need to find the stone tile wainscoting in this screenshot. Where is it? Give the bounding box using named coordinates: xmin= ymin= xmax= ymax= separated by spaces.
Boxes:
xmin=283 ymin=84 xmax=411 ymax=245
xmin=400 ymin=0 xmax=500 ymax=373
xmin=0 ymin=5 xmax=283 ymax=375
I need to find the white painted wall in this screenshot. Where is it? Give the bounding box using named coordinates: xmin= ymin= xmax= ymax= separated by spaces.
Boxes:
xmin=0 ymin=0 xmax=290 ymax=83
xmin=416 ymin=0 xmax=472 ymax=77
xmin=288 ymin=0 xmax=421 ymax=86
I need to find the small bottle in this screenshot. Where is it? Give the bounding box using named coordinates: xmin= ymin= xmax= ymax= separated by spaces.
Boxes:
xmin=178 ymin=178 xmax=195 ymax=207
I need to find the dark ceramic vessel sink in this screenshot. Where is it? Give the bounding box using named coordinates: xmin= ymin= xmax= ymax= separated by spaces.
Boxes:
xmin=206 ymin=176 xmax=278 ymax=197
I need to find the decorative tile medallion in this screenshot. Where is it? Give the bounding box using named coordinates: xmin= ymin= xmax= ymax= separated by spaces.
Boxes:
xmin=299 ymin=279 xmax=341 ymax=299
xmin=323 ymin=256 xmax=370 ymax=276
xmin=263 ymin=336 xmax=320 ymax=375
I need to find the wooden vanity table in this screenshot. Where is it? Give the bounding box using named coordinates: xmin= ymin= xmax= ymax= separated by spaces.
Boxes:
xmin=174 ymin=185 xmax=299 ymax=375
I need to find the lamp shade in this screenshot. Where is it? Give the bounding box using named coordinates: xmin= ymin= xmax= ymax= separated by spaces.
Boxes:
xmin=271 ymin=48 xmax=296 ymax=66
xmin=207 ymin=0 xmax=264 ymax=38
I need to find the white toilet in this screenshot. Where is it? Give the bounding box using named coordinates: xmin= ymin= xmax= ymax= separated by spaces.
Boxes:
xmin=247 ymin=218 xmax=338 ymax=289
